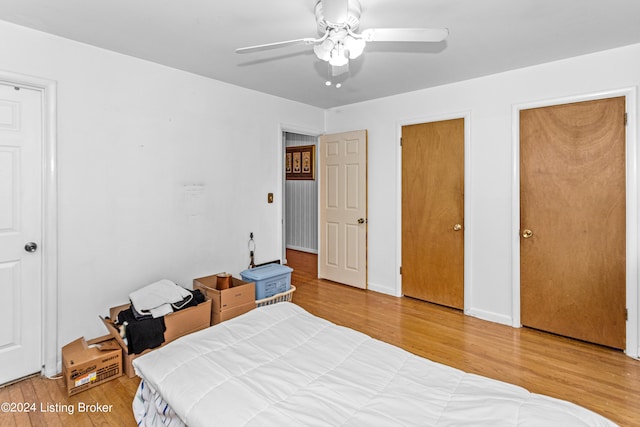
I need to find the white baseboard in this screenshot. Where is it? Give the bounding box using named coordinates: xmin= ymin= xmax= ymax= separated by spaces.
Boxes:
xmin=367 ymin=281 xmax=397 ymax=296
xmin=465 ymin=308 xmax=513 ymax=327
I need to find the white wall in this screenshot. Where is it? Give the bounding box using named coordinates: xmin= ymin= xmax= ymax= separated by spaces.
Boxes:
xmin=325 ymin=43 xmax=640 ymax=350
xmin=0 ymin=21 xmax=324 ymax=353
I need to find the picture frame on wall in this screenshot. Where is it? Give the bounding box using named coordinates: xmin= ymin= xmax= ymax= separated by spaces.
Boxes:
xmin=285 ymin=152 xmax=292 ymax=173
xmin=286 ymin=145 xmax=315 ymax=180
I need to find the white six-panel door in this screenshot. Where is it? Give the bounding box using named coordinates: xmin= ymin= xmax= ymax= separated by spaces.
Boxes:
xmin=318 ymin=130 xmax=367 ymax=288
xmin=0 ymin=83 xmax=43 ymax=384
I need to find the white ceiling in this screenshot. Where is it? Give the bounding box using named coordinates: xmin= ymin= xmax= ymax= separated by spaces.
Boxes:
xmin=1 ymin=0 xmax=640 ymax=109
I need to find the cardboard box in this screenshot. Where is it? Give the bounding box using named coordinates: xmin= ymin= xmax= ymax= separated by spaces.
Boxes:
xmin=62 ymin=335 xmax=122 ymax=396
xmin=213 ymin=301 xmax=257 ymax=324
xmin=193 ymin=275 xmax=256 ymax=325
xmin=100 ymin=298 xmax=211 ymax=377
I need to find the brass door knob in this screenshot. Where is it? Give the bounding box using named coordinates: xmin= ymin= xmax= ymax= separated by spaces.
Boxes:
xmin=522 ymin=229 xmax=533 ymax=239
xmin=453 ymin=224 xmax=462 ymax=231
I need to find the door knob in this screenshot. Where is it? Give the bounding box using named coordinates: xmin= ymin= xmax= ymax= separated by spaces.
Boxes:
xmin=357 ymin=218 xmax=366 ymax=224
xmin=453 ymin=224 xmax=462 ymax=231
xmin=522 ymin=229 xmax=533 ymax=239
xmin=24 ymin=242 xmax=38 ymax=252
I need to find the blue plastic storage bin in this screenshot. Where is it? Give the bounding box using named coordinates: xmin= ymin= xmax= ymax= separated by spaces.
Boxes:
xmin=240 ymin=264 xmax=293 ymax=300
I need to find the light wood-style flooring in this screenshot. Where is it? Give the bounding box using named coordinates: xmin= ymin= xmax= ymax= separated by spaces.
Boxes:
xmin=1 ymin=249 xmax=639 ymax=426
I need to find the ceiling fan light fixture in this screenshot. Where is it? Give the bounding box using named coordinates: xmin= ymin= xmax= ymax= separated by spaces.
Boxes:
xmin=314 ymin=38 xmax=334 ymax=62
xmin=328 ymin=43 xmax=349 ymax=67
xmin=236 ymin=0 xmax=449 ymax=80
xmin=344 ymin=34 xmax=365 ymax=59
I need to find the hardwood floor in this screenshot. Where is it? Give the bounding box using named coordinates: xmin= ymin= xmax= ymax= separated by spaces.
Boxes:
xmin=2 ymin=249 xmax=638 ymax=426
xmin=0 ymin=373 xmax=140 ymax=426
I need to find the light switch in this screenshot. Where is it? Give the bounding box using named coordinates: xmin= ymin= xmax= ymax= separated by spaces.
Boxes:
xmin=267 ymin=193 xmax=274 ymax=203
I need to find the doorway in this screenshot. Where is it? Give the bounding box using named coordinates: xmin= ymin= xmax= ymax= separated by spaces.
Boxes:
xmin=519 ymin=96 xmax=626 ymax=349
xmin=282 ymin=130 xmax=318 ymax=270
xmin=0 ymin=83 xmax=42 ymax=383
xmin=283 ymin=131 xmax=319 ymax=260
xmin=0 ymin=72 xmax=57 ymax=380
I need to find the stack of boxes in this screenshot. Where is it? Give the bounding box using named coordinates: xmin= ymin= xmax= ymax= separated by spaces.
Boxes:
xmin=194 ymin=264 xmax=294 ymax=324
xmin=62 ymin=264 xmax=294 ymax=394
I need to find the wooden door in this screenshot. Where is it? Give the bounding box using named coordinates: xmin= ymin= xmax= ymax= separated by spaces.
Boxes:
xmin=520 ymin=97 xmax=626 ymax=349
xmin=402 ymin=119 xmax=464 ymax=309
xmin=0 ymin=84 xmax=43 ymax=383
xmin=318 ymin=130 xmax=368 ymax=288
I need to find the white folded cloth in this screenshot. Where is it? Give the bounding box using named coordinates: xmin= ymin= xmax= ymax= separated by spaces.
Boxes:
xmin=129 ymin=279 xmax=192 ymax=318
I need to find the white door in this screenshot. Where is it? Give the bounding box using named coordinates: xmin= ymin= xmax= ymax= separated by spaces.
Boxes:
xmin=0 ymin=84 xmax=43 ymax=384
xmin=318 ymin=130 xmax=367 ymax=288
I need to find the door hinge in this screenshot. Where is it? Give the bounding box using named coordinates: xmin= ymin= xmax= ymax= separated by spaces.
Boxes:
xmin=400 ymin=137 xmax=403 ymax=146
xmin=624 ymin=112 xmax=628 ymax=126
xmin=399 ymin=266 xmax=402 ymax=275
xmin=625 ymin=308 xmax=628 ymax=321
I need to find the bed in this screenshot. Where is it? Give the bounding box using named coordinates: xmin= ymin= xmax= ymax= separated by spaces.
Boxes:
xmin=132 ymin=302 xmax=616 ymax=426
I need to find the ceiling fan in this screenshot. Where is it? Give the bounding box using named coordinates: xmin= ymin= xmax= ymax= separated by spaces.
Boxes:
xmin=236 ymin=0 xmax=449 ymax=77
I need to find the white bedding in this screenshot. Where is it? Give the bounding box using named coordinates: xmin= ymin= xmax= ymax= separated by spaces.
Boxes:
xmin=132 ymin=302 xmax=616 ymax=426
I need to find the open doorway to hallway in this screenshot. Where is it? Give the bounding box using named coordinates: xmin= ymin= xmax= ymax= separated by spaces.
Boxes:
xmin=283 ymin=132 xmax=319 ymax=264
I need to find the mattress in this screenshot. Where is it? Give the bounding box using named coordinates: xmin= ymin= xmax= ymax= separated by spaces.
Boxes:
xmin=132 ymin=302 xmax=616 ymax=426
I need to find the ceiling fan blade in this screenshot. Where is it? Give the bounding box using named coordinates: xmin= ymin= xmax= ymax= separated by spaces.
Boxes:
xmin=361 ymin=28 xmax=449 ymax=43
xmin=236 ymin=38 xmax=318 ymax=54
xmin=321 ymin=0 xmax=349 ymax=24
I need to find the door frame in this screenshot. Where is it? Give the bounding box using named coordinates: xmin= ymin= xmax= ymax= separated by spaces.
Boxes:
xmin=397 ymin=111 xmax=472 ymax=311
xmin=278 ymin=123 xmax=322 ymax=266
xmin=0 ymin=70 xmax=58 ymax=376
xmin=511 ymin=88 xmax=638 ymax=358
